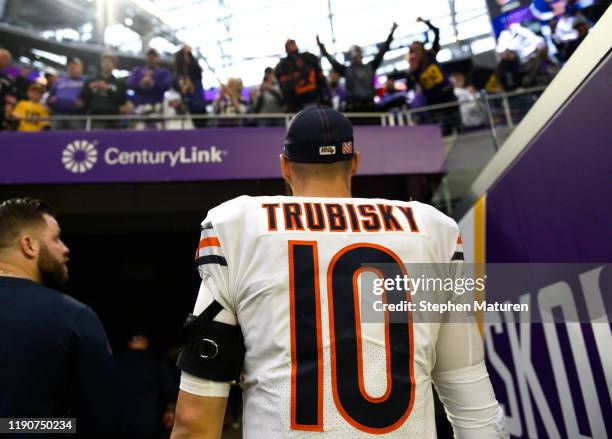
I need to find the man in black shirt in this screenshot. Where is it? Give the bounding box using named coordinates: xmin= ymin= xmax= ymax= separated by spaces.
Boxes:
xmin=317 ymin=23 xmax=398 ymax=113
xmin=80 ymin=52 xmax=128 ymax=129
xmin=0 ymin=49 xmax=17 ymax=130
xmin=275 ymin=39 xmax=331 ymax=112
xmin=0 ymin=198 xmax=117 ymax=437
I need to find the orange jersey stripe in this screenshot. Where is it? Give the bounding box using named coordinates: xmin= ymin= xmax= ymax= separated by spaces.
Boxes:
xmin=198 ymin=237 xmax=221 ymax=249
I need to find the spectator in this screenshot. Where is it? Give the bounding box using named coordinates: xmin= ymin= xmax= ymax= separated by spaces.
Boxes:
xmin=44 ymin=68 xmax=58 ymax=89
xmin=47 ymin=57 xmax=86 ymax=130
xmin=174 ymin=45 xmax=207 ymax=128
xmin=80 ymin=52 xmax=128 ymax=130
xmin=449 ymin=72 xmax=486 ymax=129
xmin=521 ymin=46 xmax=561 ymax=87
xmin=248 ymin=88 xmax=259 ymax=112
xmin=10 ymin=82 xmax=50 ymax=131
xmin=128 ymin=48 xmax=172 ymax=130
xmin=41 ymin=67 xmax=58 ymax=106
xmin=564 ymin=16 xmax=591 ymax=60
xmin=496 ymin=22 xmax=545 ymax=64
xmin=115 ymin=333 xmax=177 ymax=439
xmin=406 ymin=17 xmax=459 ymax=135
xmin=0 ymin=48 xmax=17 ymax=131
xmin=378 ymin=78 xmax=407 ymax=112
xmin=0 ymin=198 xmax=117 ymax=437
xmin=163 ymin=88 xmax=192 ymax=130
xmin=252 ymin=67 xmax=283 ymax=126
xmin=14 ymin=63 xmax=32 ymax=101
xmin=548 ymin=0 xmax=586 ymax=56
xmin=495 ymin=49 xmax=539 ymax=123
xmin=495 ymin=50 xmax=523 ymax=92
xmin=274 ymin=39 xmax=330 ymax=112
xmin=329 ymin=70 xmax=346 ymax=112
xmin=316 ymin=22 xmax=397 ymax=112
xmin=213 ymin=77 xmax=248 ymax=126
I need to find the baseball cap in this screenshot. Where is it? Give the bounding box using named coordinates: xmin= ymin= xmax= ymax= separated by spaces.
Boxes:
xmin=284 ymin=106 xmax=354 ymax=163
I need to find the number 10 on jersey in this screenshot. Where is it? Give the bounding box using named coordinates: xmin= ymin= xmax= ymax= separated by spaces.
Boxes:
xmin=288 ymin=241 xmax=416 ymax=434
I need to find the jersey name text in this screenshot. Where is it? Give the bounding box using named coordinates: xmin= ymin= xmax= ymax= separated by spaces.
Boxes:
xmin=261 ymin=202 xmax=420 ymax=233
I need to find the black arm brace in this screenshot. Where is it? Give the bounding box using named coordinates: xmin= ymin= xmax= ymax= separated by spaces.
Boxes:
xmin=176 ymin=300 xmax=245 ymax=382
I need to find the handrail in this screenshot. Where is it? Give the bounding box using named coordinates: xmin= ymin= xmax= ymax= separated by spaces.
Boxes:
xmin=8 ymin=86 xmax=547 ymax=128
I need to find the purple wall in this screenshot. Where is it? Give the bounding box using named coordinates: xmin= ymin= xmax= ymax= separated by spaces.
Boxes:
xmin=0 ymin=125 xmax=445 ymax=184
xmin=486 ymin=54 xmax=612 ymax=263
xmin=483 ymin=53 xmax=611 ymax=437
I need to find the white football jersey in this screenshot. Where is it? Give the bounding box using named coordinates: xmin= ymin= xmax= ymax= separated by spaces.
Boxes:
xmin=194 ymin=195 xmax=469 ymax=438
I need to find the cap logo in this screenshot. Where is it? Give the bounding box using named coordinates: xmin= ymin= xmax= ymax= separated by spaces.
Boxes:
xmin=342 ymin=141 xmax=353 ymax=154
xmin=319 ymin=146 xmax=336 ymax=156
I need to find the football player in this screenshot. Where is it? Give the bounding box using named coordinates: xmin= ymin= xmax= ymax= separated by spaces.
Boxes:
xmin=171 ymin=107 xmax=507 ymax=438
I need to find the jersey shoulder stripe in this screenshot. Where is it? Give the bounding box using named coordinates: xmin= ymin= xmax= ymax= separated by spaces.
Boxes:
xmin=196 ymin=223 xmax=227 ymax=267
xmin=452 ymin=235 xmax=464 ymax=261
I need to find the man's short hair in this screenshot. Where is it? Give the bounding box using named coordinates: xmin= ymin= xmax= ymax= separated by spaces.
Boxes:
xmin=0 ymin=198 xmax=52 ymax=249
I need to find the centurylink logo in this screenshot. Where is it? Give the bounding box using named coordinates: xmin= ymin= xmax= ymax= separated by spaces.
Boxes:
xmin=62 ymin=140 xmax=98 ymax=173
xmin=61 ymin=141 xmax=226 ymax=174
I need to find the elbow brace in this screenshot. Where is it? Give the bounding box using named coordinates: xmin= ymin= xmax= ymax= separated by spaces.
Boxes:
xmin=176 ymin=301 xmax=245 ymax=382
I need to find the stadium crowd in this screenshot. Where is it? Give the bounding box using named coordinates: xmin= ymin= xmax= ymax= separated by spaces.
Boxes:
xmin=0 ymin=8 xmax=598 ymax=135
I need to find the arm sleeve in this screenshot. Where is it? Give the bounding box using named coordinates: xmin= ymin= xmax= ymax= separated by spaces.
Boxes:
xmin=371 ymin=28 xmax=395 ymax=71
xmin=275 ymin=62 xmax=294 ymax=104
xmin=314 ymin=61 xmax=331 ymax=103
xmin=11 ymin=101 xmax=25 ymax=118
xmin=126 ymin=68 xmax=141 ymax=90
xmin=153 ymin=69 xmax=173 ymax=94
xmin=112 ymin=80 xmax=128 ymax=106
xmin=431 ymin=234 xmax=508 ymax=438
xmin=424 ymin=20 xmax=441 ymax=55
xmin=318 ymin=43 xmax=345 ymax=75
xmin=79 ymin=80 xmax=92 ymax=104
xmin=179 ymin=220 xmax=238 ymax=397
xmin=432 ymin=322 xmax=508 ymax=438
xmin=253 ymin=93 xmax=263 ymax=113
xmin=71 ymin=307 xmax=118 ymax=435
xmin=47 ymin=82 xmax=57 ymax=98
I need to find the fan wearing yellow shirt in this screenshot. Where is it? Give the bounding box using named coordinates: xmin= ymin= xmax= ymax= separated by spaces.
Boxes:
xmin=11 ymin=82 xmax=50 ymax=132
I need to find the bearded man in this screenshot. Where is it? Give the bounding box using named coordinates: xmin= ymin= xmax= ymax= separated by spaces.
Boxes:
xmin=0 ymin=198 xmax=117 ymax=438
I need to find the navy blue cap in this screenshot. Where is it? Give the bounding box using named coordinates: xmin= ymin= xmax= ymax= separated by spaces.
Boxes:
xmin=284 ymin=106 xmax=354 ymax=163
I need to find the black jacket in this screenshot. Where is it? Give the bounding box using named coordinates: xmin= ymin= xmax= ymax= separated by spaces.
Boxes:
xmin=0 ymin=277 xmax=117 ymax=437
xmin=80 ymin=74 xmax=127 ymax=115
xmin=275 ymin=52 xmax=330 ymax=112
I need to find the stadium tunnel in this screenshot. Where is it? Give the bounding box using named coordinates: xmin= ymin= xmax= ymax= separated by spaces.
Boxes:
xmin=0 ymin=172 xmax=440 ymax=351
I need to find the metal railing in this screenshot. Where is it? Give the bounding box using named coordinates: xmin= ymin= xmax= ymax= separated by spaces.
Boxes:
xmin=7 ymin=86 xmax=547 ymax=134
xmin=2 ymin=86 xmax=549 ymax=217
